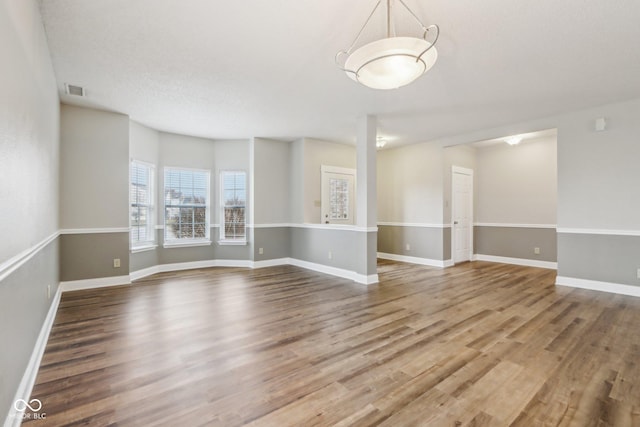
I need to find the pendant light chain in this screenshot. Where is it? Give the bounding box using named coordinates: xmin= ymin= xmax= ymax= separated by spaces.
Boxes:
xmin=336 ymin=0 xmax=440 ymax=89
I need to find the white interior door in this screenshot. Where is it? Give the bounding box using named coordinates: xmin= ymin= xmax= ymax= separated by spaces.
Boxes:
xmin=452 ymin=166 xmax=473 ymax=263
xmin=321 ymin=165 xmax=356 ymax=225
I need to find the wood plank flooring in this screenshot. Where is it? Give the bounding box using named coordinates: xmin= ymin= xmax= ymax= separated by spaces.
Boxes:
xmin=24 ymin=260 xmax=640 ymax=426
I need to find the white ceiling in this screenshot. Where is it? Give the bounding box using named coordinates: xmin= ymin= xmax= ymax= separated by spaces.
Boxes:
xmin=39 ymin=0 xmax=640 ymax=145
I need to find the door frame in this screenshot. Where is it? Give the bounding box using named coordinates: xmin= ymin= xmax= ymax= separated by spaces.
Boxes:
xmin=451 ymin=166 xmax=474 ymax=264
xmin=320 ymin=165 xmax=357 ymax=225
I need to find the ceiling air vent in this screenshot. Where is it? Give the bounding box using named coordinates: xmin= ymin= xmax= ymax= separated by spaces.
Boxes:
xmin=64 ymin=83 xmax=85 ymax=97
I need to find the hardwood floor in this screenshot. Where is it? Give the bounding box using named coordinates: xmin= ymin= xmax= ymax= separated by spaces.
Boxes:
xmin=24 ymin=260 xmax=640 ymax=426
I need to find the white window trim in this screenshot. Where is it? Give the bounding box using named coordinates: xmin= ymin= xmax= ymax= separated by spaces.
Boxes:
xmin=130 ymin=160 xmax=156 ymax=250
xmin=163 ymin=166 xmax=211 ymax=244
xmin=321 ymin=165 xmax=356 ymax=175
xmin=219 ymin=170 xmax=247 ymax=243
xmin=131 ymin=244 xmax=158 ymax=253
xmin=163 ymin=240 xmax=212 ymax=249
xmin=218 ymin=240 xmax=247 ymax=246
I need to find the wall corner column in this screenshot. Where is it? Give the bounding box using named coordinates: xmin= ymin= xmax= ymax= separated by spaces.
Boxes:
xmin=356 ymin=115 xmax=379 ymax=283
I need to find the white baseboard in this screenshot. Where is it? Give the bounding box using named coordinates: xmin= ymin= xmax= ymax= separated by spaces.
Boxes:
xmin=131 ymin=259 xmax=253 ymax=281
xmin=130 ymin=257 xmax=377 ymax=284
xmin=287 ymin=258 xmax=378 ymax=285
xmin=251 ymin=258 xmax=290 ymax=269
xmin=130 ymin=265 xmax=160 ymax=281
xmin=59 ymin=275 xmax=131 ymax=292
xmin=5 ymin=287 xmax=61 ymax=427
xmin=556 ymin=276 xmax=640 ymax=297
xmin=473 ymin=254 xmax=557 ymax=270
xmin=377 ymin=252 xmax=450 ymax=268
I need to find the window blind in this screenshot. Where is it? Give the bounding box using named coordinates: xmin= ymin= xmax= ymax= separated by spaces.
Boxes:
xmin=221 ymin=171 xmax=246 ymax=240
xmin=164 ymin=168 xmax=210 ymax=241
xmin=130 ymin=161 xmax=154 ymax=247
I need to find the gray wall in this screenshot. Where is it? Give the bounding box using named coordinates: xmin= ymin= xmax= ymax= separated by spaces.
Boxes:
xmin=60 ymin=233 xmax=129 ymax=281
xmin=291 ymin=227 xmax=376 ymax=276
xmin=558 ymin=233 xmax=640 ymax=286
xmin=129 ymin=244 xmax=159 ymax=272
xmin=473 ymin=136 xmax=557 ymax=261
xmin=557 ymin=98 xmax=640 ymax=287
xmin=252 ymin=138 xmax=291 ymax=225
xmin=253 ymin=228 xmax=291 ymax=261
xmin=0 ymin=240 xmax=59 ymax=424
xmin=0 ymin=0 xmax=60 ymax=420
xmin=376 ymin=142 xmax=447 ymax=262
xmin=475 ymin=226 xmax=557 ymax=262
xmin=60 ymin=105 xmax=129 ymax=230
xmin=252 ymin=138 xmax=293 ymax=261
xmin=59 ymin=105 xmax=130 ymax=280
xmin=378 ymin=225 xmax=446 ymax=261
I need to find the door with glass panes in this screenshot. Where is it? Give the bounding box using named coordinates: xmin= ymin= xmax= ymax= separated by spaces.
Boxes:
xmin=321 ymin=165 xmax=356 ymax=225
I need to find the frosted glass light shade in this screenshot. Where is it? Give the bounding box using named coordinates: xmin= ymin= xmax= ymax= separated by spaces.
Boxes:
xmin=344 ymin=37 xmax=438 ymax=90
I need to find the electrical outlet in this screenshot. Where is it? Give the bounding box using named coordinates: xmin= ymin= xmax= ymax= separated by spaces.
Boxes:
xmin=113 ymin=258 xmax=121 ymax=268
xmin=637 ymin=268 xmax=640 ymax=279
xmin=406 ymin=244 xmax=411 ymax=251
xmin=259 ymin=247 xmax=264 ymax=255
xmin=534 ymin=247 xmax=540 ymax=255
xmin=328 ymin=251 xmax=333 ymax=260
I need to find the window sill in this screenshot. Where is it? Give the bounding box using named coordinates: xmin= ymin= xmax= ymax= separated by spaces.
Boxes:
xmin=131 ymin=244 xmax=158 ymax=253
xmin=163 ymin=240 xmax=212 ymax=249
xmin=218 ymin=240 xmax=247 ymax=246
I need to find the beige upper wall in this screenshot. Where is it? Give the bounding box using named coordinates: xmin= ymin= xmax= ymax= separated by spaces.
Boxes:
xmin=302 ymin=138 xmax=356 ymax=223
xmin=558 ymin=98 xmax=640 ymax=230
xmin=289 ymin=139 xmax=305 ymax=223
xmin=475 ymin=136 xmax=557 ymax=225
xmin=158 ymin=132 xmax=250 ymax=226
xmin=0 ymin=0 xmax=59 ymax=263
xmin=130 ymin=120 xmax=159 ymax=165
xmin=377 ymin=142 xmax=444 ymax=224
xmin=159 ymin=131 xmax=215 ymax=228
xmin=443 ymin=145 xmax=477 ymax=223
xmin=212 ymin=139 xmax=250 ymax=225
xmin=60 ymin=105 xmax=129 ymax=230
xmin=252 ymin=138 xmax=291 ymax=225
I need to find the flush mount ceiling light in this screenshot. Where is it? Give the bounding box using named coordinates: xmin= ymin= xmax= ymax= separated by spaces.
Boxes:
xmin=336 ymin=0 xmax=439 ymax=90
xmin=376 ymin=137 xmax=387 ymax=148
xmin=505 ymin=136 xmax=523 ymax=146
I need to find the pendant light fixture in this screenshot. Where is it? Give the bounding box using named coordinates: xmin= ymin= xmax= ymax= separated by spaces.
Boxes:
xmin=336 ymin=0 xmax=439 ymax=90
